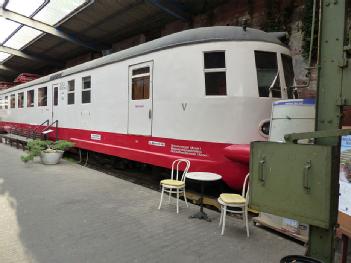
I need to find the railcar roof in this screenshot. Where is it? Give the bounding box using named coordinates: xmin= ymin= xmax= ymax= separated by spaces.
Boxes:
xmin=1 ymin=26 xmax=285 ymax=93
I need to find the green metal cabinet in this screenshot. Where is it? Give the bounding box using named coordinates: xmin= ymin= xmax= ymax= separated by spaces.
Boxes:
xmin=249 ymin=141 xmax=336 ymax=229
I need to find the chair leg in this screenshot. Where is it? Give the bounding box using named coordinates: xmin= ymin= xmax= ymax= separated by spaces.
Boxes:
xmin=242 ymin=207 xmax=246 ymax=223
xmin=158 ymin=186 xmax=165 ymax=210
xmin=221 ymin=206 xmax=227 ymax=235
xmin=176 ymin=189 xmax=179 ymax=214
xmin=245 ymin=206 xmax=250 ymax=237
xmin=168 ymin=190 xmax=172 ymax=202
xmin=218 ymin=206 xmax=223 ymax=227
xmin=183 ymin=188 xmax=189 ymax=207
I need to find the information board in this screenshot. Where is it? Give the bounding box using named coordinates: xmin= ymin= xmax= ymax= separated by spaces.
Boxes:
xmin=339 ymin=135 xmax=351 ymax=236
xmin=340 ymin=136 xmax=351 ymax=216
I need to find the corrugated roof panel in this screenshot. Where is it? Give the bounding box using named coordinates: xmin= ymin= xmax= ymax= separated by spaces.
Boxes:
xmin=24 ymin=34 xmax=62 ymax=53
xmin=4 ymin=26 xmax=43 ymax=49
xmin=0 ymin=52 xmax=11 ymax=62
xmin=6 ymin=0 xmax=46 ymax=17
xmin=6 ymin=55 xmax=46 ymax=69
xmin=0 ymin=17 xmax=20 ymax=43
xmin=33 ymin=0 xmax=88 ymax=26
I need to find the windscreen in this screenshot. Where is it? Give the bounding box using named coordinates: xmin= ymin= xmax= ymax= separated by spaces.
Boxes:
xmin=254 ymin=51 xmax=281 ymax=98
xmin=281 ymin=54 xmax=296 ymax=99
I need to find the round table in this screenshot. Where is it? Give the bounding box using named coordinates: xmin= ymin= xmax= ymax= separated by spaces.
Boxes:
xmin=185 ymin=172 xmax=222 ymax=222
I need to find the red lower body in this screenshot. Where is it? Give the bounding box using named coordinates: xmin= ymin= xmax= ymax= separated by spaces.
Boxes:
xmin=0 ymin=121 xmax=250 ymax=191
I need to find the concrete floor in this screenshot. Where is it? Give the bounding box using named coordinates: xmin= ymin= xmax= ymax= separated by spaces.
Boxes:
xmin=0 ymin=143 xmax=304 ymax=263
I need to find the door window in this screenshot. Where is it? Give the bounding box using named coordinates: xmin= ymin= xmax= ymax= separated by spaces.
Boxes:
xmin=53 ymin=86 xmax=58 ymax=106
xmin=131 ymin=66 xmax=150 ymax=100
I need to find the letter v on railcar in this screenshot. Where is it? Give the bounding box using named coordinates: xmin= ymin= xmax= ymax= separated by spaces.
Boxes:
xmin=0 ymin=26 xmax=295 ymax=190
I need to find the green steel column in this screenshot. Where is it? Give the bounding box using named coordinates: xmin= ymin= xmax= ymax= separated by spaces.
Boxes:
xmin=309 ymin=0 xmax=346 ymax=262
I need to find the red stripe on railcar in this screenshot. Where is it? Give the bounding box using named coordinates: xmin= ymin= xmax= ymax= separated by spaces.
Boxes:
xmin=0 ymin=121 xmax=249 ymax=190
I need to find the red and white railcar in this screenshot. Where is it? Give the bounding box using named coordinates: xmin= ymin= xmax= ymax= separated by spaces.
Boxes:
xmin=0 ymin=26 xmax=294 ymax=190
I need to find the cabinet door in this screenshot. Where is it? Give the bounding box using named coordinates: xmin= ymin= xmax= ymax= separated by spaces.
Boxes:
xmin=250 ymin=141 xmax=334 ymax=228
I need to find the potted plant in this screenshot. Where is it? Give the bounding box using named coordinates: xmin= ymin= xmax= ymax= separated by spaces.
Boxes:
xmin=21 ymin=139 xmax=74 ymax=164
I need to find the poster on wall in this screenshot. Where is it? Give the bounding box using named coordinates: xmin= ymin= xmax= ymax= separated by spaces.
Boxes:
xmin=339 ymin=136 xmax=351 ymax=216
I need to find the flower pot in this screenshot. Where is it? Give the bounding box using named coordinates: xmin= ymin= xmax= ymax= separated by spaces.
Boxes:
xmin=40 ymin=150 xmax=64 ymax=165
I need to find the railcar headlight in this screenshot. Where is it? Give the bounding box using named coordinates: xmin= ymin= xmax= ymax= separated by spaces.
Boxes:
xmin=259 ymin=119 xmax=270 ymax=137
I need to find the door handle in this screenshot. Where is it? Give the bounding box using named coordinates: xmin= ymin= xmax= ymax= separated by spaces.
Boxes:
xmin=149 ymin=109 xmax=152 ymax=119
xmin=258 ymin=157 xmax=266 ymax=184
xmin=303 ymin=160 xmax=311 ymax=193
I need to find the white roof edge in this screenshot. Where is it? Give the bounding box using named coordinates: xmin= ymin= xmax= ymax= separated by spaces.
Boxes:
xmin=1 ymin=26 xmax=286 ymax=94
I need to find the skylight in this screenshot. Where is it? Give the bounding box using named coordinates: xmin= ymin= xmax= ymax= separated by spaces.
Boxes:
xmin=6 ymin=0 xmax=46 ymax=17
xmin=34 ymin=0 xmax=87 ymax=26
xmin=0 ymin=52 xmax=11 ymax=63
xmin=4 ymin=26 xmax=42 ymax=50
xmin=0 ymin=17 xmax=20 ymax=43
xmin=0 ymin=0 xmax=90 ymax=65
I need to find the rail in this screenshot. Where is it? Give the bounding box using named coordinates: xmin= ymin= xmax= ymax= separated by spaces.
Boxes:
xmin=42 ymin=120 xmax=59 ymax=141
xmin=29 ymin=119 xmax=49 ymax=140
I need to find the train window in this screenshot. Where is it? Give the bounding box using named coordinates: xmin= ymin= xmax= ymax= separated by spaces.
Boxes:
xmin=38 ymin=87 xmax=47 ymax=106
xmin=205 ymin=72 xmax=227 ymax=95
xmin=10 ymin=94 xmax=15 ymax=108
xmin=27 ymin=90 xmax=34 ymax=107
xmin=204 ymin=51 xmax=227 ymax=96
xmin=131 ymin=67 xmax=150 ymax=100
xmin=82 ymin=76 xmax=91 ymax=104
xmin=132 ymin=67 xmax=150 ymax=76
xmin=254 ymin=51 xmax=281 ymax=98
xmin=0 ymin=97 xmax=2 ymax=109
xmin=53 ymin=86 xmax=58 ymax=106
xmin=18 ymin=92 xmax=24 ymax=108
xmin=204 ymin=52 xmax=225 ymax=69
xmin=67 ymin=80 xmax=75 ymax=105
xmin=4 ymin=96 xmax=8 ymax=109
xmin=282 ymin=54 xmax=295 ymax=99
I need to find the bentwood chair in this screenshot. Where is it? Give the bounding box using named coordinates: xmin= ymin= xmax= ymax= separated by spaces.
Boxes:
xmin=158 ymin=159 xmax=190 ymax=214
xmin=218 ymin=173 xmax=250 ymax=237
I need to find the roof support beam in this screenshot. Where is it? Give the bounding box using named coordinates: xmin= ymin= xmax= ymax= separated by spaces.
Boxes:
xmin=0 ymin=8 xmax=101 ymax=51
xmin=1 ymin=0 xmax=9 ymax=9
xmin=0 ymin=46 xmax=63 ymax=66
xmin=0 ymin=64 xmax=19 ymax=73
xmin=146 ymin=0 xmax=191 ymax=21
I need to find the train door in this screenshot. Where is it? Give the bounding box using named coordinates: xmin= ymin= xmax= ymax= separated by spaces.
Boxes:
xmin=128 ymin=61 xmax=153 ymax=136
xmin=52 ymin=84 xmax=59 ymax=122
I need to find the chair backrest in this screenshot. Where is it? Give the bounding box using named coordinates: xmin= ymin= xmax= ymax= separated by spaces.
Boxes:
xmin=241 ymin=173 xmax=250 ymax=198
xmin=171 ymin=159 xmax=190 ymax=181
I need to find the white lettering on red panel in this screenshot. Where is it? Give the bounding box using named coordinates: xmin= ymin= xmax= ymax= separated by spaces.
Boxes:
xmin=170 ymin=144 xmax=207 ymax=157
xmin=91 ymin=134 xmax=102 ymax=141
xmin=148 ymin=141 xmax=165 ymax=147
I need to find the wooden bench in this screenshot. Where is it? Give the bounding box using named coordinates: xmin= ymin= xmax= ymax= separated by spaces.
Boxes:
xmin=0 ymin=127 xmax=38 ymax=150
